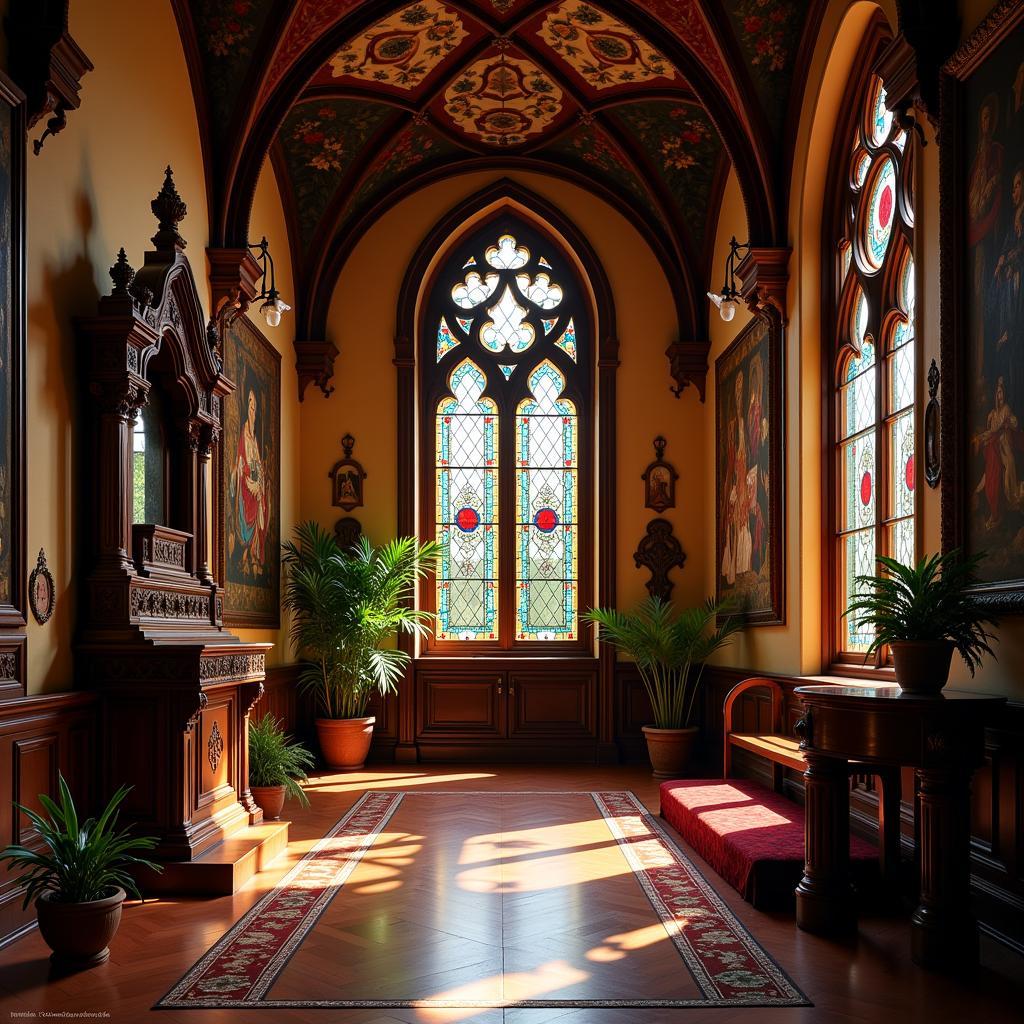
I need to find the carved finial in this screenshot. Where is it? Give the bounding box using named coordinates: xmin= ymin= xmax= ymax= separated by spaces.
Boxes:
xmin=109 ymin=247 xmax=135 ymax=296
xmin=151 ymin=165 xmax=188 ymax=251
xmin=653 ymin=435 xmax=666 ymax=460
xmin=341 ymin=433 xmax=355 ymax=458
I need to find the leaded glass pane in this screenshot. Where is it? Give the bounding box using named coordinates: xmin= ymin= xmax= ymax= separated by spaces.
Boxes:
xmin=863 ymin=157 xmax=896 ymax=269
xmin=900 ymin=254 xmax=916 ymax=319
xmin=852 ymin=150 xmax=870 ymax=189
xmin=515 ymin=360 xmax=578 ymax=641
xmin=452 ymin=270 xmax=499 ymax=308
xmin=852 ymin=290 xmax=870 ymax=351
xmin=435 ymin=359 xmax=499 ymax=640
xmin=869 ymin=78 xmax=893 ymax=146
xmin=841 ymin=354 xmax=876 ymax=439
xmin=843 ymin=528 xmax=876 ymax=653
xmin=516 ymin=272 xmax=563 ymax=309
xmin=842 ymin=429 xmax=876 ymax=532
xmin=499 ymin=364 xmax=516 ymax=380
xmin=554 ymin=318 xmax=577 ymax=362
xmin=889 ymin=412 xmax=915 ymax=519
xmin=542 ymin=317 xmax=558 ymax=335
xmin=486 ymin=234 xmax=530 ymax=269
xmin=889 ymin=516 xmax=915 ymax=569
xmin=839 ymin=241 xmax=852 ymax=284
xmin=481 ymin=285 xmax=535 ymax=353
xmin=437 ymin=316 xmax=460 ymax=362
xmin=889 ymin=336 xmax=914 ymax=412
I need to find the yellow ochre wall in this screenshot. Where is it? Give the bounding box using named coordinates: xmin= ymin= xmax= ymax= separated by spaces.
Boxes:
xmin=299 ymin=171 xmax=710 ymax=619
xmin=22 ymin=0 xmax=300 ymax=692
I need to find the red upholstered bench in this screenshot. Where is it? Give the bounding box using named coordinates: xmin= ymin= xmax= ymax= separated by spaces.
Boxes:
xmin=660 ymin=778 xmax=879 ymax=910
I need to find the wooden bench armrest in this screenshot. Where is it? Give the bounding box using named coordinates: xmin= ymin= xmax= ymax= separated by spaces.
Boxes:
xmin=723 ymin=677 xmax=786 ymax=779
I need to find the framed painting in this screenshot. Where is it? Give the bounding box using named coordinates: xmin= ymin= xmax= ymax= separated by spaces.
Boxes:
xmin=219 ymin=315 xmax=281 ymax=627
xmin=0 ymin=72 xmax=27 ymax=697
xmin=940 ymin=0 xmax=1024 ymax=610
xmin=715 ymin=313 xmax=784 ymax=625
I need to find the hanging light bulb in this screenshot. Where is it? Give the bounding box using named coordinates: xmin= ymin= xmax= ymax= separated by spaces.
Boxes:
xmin=248 ymin=236 xmax=290 ymax=329
xmin=260 ymin=291 xmax=291 ymax=328
xmin=708 ymin=237 xmax=749 ymax=322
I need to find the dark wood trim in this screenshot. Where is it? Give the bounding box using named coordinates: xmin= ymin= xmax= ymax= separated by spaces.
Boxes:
xmin=0 ymin=691 xmax=97 ymax=949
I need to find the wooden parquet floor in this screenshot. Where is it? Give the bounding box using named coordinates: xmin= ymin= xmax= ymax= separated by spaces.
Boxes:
xmin=0 ymin=764 xmax=1021 ymax=1024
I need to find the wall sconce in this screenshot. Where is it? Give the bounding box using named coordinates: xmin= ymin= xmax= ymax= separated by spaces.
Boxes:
xmin=249 ymin=236 xmax=291 ymax=328
xmin=707 ymin=236 xmax=750 ymax=323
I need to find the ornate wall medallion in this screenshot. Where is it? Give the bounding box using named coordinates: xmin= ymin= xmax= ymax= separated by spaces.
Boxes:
xmin=641 ymin=435 xmax=678 ymax=513
xmin=329 ymin=433 xmax=367 ymax=512
xmin=334 ymin=516 xmax=363 ymax=550
xmin=633 ymin=518 xmax=686 ymax=601
xmin=28 ymin=548 xmax=54 ymax=624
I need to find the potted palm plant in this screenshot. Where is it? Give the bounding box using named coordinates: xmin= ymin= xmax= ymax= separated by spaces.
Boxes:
xmin=845 ymin=551 xmax=998 ymax=694
xmin=585 ymin=596 xmax=743 ymax=778
xmin=283 ymin=521 xmax=439 ymax=769
xmin=0 ymin=775 xmax=161 ymax=966
xmin=248 ymin=713 xmax=316 ymax=820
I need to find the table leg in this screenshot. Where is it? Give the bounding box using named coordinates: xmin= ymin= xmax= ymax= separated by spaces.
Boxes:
xmin=912 ymin=767 xmax=977 ymax=968
xmin=796 ymin=752 xmax=854 ymax=934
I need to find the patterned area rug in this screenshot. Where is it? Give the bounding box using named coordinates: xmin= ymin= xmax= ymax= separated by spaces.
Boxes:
xmin=156 ymin=790 xmax=809 ymax=1009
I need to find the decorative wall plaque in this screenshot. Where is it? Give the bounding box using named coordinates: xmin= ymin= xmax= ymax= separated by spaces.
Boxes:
xmin=329 ymin=433 xmax=367 ymax=512
xmin=641 ymin=435 xmax=678 ymax=513
xmin=28 ymin=548 xmax=54 ymax=624
xmin=633 ymin=519 xmax=686 ymax=602
xmin=334 ymin=516 xmax=363 ymax=550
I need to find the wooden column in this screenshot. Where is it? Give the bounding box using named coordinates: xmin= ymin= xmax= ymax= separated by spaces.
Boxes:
xmin=913 ymin=767 xmax=976 ymax=967
xmin=238 ymin=680 xmax=265 ymax=825
xmin=795 ymin=751 xmax=854 ymax=933
xmin=196 ymin=424 xmax=216 ymax=586
xmin=597 ymin=338 xmax=619 ymax=763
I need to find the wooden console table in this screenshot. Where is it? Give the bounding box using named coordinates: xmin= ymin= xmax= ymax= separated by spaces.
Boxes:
xmin=792 ymin=683 xmax=1005 ymax=969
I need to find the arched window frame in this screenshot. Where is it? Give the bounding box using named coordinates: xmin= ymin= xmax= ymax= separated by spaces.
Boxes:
xmin=418 ymin=210 xmax=595 ymax=655
xmin=824 ymin=25 xmax=919 ymax=673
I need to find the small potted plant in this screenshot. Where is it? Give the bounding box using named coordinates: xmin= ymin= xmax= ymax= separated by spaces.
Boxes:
xmin=845 ymin=551 xmax=999 ymax=694
xmin=248 ymin=712 xmax=315 ymax=820
xmin=0 ymin=775 xmax=161 ymax=966
xmin=585 ymin=596 xmax=743 ymax=778
xmin=283 ymin=521 xmax=439 ymax=769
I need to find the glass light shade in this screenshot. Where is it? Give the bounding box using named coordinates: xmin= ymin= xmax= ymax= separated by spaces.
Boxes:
xmin=260 ymin=295 xmax=291 ymax=328
xmin=719 ymin=299 xmax=737 ymax=322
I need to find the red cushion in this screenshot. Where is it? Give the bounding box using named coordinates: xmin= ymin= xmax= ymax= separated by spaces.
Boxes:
xmin=660 ymin=779 xmax=877 ymax=906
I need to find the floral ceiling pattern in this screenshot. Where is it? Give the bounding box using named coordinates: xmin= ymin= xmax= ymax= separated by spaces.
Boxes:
xmin=322 ymin=2 xmax=471 ymax=93
xmin=441 ymin=52 xmax=566 ymax=146
xmin=537 ymin=2 xmax=679 ymax=92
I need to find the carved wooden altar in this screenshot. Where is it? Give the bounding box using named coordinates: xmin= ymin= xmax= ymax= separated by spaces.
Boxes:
xmin=76 ymin=169 xmax=271 ymax=869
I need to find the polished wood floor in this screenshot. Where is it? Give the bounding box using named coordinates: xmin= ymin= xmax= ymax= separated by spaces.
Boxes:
xmin=1 ymin=764 xmax=1021 ymax=1023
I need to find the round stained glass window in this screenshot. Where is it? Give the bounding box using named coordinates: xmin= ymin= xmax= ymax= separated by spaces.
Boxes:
xmin=863 ymin=157 xmax=896 ymax=270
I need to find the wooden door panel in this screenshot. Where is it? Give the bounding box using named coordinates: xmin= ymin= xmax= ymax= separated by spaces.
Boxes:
xmin=508 ymin=673 xmax=595 ymax=738
xmin=417 ymin=674 xmax=505 ymax=738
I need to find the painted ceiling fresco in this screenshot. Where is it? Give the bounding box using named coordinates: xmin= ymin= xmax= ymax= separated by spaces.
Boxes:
xmin=179 ymin=0 xmax=822 ymax=337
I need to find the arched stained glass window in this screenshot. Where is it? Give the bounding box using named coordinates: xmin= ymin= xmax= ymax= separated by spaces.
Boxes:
xmin=827 ymin=61 xmax=917 ymax=667
xmin=422 ymin=215 xmax=591 ymax=652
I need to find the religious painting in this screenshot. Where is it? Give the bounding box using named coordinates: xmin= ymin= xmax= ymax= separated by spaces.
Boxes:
xmin=940 ymin=1 xmax=1024 ymax=609
xmin=329 ymin=433 xmax=367 ymax=512
xmin=0 ymin=73 xmax=25 ymax=634
xmin=220 ymin=315 xmax=280 ymax=627
xmin=641 ymin=436 xmax=678 ymax=513
xmin=715 ymin=314 xmax=784 ymax=624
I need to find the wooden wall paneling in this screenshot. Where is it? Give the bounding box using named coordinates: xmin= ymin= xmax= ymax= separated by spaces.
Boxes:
xmin=0 ymin=692 xmax=96 ymax=949
xmin=417 ymin=670 xmax=505 ymax=742
xmin=507 ymin=672 xmax=596 ymax=741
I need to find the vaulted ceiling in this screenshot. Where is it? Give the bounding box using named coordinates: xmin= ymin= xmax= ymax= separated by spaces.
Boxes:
xmin=175 ymin=0 xmax=821 ymax=358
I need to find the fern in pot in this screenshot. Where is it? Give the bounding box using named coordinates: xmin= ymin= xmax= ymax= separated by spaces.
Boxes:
xmin=249 ymin=713 xmax=316 ymax=820
xmin=585 ymin=596 xmax=743 ymax=778
xmin=283 ymin=521 xmax=439 ymax=770
xmin=845 ymin=551 xmax=999 ymax=694
xmin=0 ymin=775 xmax=161 ymax=966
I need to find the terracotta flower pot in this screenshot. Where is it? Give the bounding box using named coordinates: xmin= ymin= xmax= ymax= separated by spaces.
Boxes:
xmin=891 ymin=640 xmax=955 ymax=695
xmin=36 ymin=886 xmax=125 ymax=966
xmin=251 ymin=784 xmax=287 ymax=820
xmin=642 ymin=725 xmax=699 ymax=779
xmin=316 ymin=716 xmax=375 ymax=770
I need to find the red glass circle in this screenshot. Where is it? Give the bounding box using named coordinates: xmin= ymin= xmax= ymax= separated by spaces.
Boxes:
xmin=905 ymin=454 xmax=915 ymax=491
xmin=860 ymin=471 xmax=872 ymax=506
xmin=534 ymin=508 xmax=558 ymax=533
xmin=455 ymin=508 xmax=480 ymax=532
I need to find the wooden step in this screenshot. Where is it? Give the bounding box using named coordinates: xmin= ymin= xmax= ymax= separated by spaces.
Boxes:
xmin=141 ymin=820 xmax=290 ymax=896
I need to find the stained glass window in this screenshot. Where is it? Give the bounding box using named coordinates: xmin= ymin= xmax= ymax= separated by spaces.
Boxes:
xmin=423 ymin=216 xmax=590 ymax=650
xmin=830 ymin=66 xmax=916 ymax=665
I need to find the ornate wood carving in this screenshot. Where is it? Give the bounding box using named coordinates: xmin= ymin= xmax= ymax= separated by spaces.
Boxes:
xmin=76 ymin=171 xmax=273 ymax=873
xmin=28 ymin=549 xmax=54 ymax=625
xmin=666 ymin=338 xmax=708 ymax=401
xmin=925 ymin=359 xmax=940 ymax=488
xmin=329 ymin=433 xmax=366 ymax=512
xmin=5 ymin=0 xmax=93 ymax=154
xmin=641 ymin=436 xmax=678 ymax=513
xmin=734 ymin=246 xmax=791 ymax=324
xmin=296 ymin=340 xmax=340 ymax=401
xmin=207 ymin=246 xmax=263 ymax=329
xmin=633 ymin=518 xmax=686 ymax=601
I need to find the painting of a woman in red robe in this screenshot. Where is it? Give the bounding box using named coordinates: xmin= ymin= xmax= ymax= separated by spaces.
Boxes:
xmin=972 ymin=376 xmax=1024 ymax=529
xmin=230 ymin=390 xmax=269 ymax=573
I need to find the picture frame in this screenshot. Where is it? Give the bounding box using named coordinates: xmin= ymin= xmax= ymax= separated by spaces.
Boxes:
xmin=218 ymin=314 xmax=281 ymax=628
xmin=641 ymin=436 xmax=678 ymax=513
xmin=939 ymin=0 xmax=1024 ymax=611
xmin=715 ymin=312 xmax=784 ymax=625
xmin=28 ymin=549 xmax=54 ymax=625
